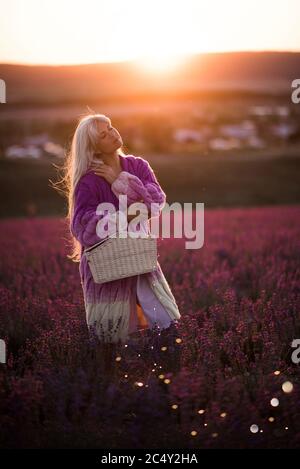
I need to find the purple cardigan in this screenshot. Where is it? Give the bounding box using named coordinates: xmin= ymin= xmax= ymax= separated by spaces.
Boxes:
xmin=70 ymin=154 xmax=181 ymax=342
xmin=71 ymin=154 xmax=166 ymax=251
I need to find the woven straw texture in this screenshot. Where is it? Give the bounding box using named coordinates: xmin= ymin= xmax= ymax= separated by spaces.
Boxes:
xmin=84 ymin=234 xmax=158 ymax=284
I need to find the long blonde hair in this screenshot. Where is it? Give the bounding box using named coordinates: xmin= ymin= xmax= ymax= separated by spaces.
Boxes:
xmin=52 ymin=111 xmax=126 ymax=263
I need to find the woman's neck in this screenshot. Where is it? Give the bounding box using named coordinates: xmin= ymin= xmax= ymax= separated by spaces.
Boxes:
xmin=94 ymin=151 xmax=121 ymax=169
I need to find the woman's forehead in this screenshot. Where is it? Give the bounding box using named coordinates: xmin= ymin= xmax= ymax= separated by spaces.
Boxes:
xmin=97 ymin=119 xmax=110 ymax=130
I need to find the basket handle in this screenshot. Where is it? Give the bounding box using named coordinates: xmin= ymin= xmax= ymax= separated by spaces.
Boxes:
xmin=84 ymin=231 xmax=117 ymax=254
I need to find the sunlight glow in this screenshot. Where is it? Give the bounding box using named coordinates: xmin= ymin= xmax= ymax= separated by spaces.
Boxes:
xmin=135 ymin=53 xmax=188 ymax=73
xmin=0 ymin=0 xmax=299 ymax=65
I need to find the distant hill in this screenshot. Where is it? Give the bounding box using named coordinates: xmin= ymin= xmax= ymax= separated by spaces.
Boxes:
xmin=0 ymin=51 xmax=299 ymax=104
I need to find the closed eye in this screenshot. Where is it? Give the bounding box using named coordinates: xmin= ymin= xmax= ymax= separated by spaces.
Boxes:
xmin=101 ymin=125 xmax=113 ymax=138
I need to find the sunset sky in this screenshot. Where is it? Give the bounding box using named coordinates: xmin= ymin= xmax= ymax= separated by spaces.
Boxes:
xmin=0 ymin=0 xmax=299 ymax=68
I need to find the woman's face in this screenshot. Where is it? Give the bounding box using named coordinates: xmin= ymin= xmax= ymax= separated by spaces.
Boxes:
xmin=96 ymin=120 xmax=123 ymax=154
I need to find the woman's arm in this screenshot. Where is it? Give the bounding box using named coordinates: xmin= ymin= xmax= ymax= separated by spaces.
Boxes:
xmin=71 ymin=180 xmax=122 ymax=248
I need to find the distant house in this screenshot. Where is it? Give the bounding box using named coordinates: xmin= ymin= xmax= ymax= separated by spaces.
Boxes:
xmin=275 ymin=106 xmax=290 ymax=117
xmin=209 ymin=138 xmax=241 ymax=151
xmin=4 ymin=136 xmax=64 ymax=160
xmin=43 ymin=142 xmax=64 ymax=158
xmin=250 ymin=105 xmax=290 ymax=118
xmin=5 ymin=145 xmax=42 ymax=159
xmin=173 ymin=128 xmax=208 ymax=144
xmin=220 ymin=120 xmax=257 ymax=140
xmin=249 ymin=105 xmax=274 ymax=117
xmin=270 ymin=122 xmax=297 ymax=139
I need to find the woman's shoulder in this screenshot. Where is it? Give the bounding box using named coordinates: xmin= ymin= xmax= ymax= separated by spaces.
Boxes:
xmin=74 ymin=170 xmax=102 ymax=196
xmin=78 ymin=170 xmax=98 ymax=186
xmin=125 ymin=153 xmax=148 ymax=164
xmin=124 ymin=154 xmax=150 ymax=173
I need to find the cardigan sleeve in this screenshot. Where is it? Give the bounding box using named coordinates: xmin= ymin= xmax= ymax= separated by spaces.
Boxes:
xmin=111 ymin=158 xmax=166 ymax=218
xmin=70 ymin=180 xmax=121 ymax=248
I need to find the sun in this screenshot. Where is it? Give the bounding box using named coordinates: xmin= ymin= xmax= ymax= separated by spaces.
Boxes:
xmin=134 ymin=53 xmax=189 ymax=74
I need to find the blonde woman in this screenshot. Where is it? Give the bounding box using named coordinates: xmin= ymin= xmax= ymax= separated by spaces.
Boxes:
xmin=63 ymin=113 xmax=181 ymax=366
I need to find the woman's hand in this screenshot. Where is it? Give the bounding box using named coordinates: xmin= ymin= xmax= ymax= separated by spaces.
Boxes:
xmin=90 ymin=161 xmax=145 ymax=209
xmin=90 ymin=161 xmax=121 ymax=185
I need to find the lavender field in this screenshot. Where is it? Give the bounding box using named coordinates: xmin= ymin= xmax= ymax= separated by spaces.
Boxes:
xmin=0 ymin=205 xmax=299 ymax=449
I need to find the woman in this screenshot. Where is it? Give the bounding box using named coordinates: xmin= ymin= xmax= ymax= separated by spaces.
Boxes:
xmin=65 ymin=112 xmax=181 ymax=351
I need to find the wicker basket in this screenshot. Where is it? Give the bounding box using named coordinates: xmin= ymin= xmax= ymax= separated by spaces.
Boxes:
xmin=84 ymin=233 xmax=158 ymax=284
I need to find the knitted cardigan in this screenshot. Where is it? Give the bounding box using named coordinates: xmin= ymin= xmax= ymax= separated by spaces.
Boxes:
xmin=70 ymin=154 xmax=181 ymax=344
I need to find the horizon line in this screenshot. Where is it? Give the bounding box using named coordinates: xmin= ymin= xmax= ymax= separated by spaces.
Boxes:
xmin=1 ymin=48 xmax=300 ymax=68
